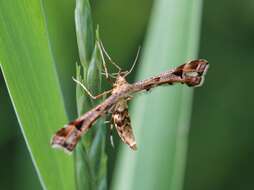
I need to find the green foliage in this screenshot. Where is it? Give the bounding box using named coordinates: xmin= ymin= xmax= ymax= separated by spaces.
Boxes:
xmin=74 ymin=1 xmax=107 ymax=190
xmin=0 ymin=0 xmax=76 ymax=189
xmin=1 ymin=0 xmax=253 ymax=190
xmin=184 ymin=1 xmax=254 ymax=190
xmin=0 ymin=0 xmax=205 ymax=189
xmin=75 ymin=0 xmax=94 ymax=68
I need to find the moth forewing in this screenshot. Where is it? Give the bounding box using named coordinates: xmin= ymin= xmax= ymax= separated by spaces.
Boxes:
xmin=51 ymin=95 xmax=122 ymax=152
xmin=51 ymin=59 xmax=209 ymax=153
xmin=51 ymin=124 xmax=82 ymax=153
xmin=181 ymin=59 xmax=209 ymax=87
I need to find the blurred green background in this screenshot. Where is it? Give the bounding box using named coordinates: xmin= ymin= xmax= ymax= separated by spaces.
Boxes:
xmin=0 ymin=0 xmax=253 ymax=189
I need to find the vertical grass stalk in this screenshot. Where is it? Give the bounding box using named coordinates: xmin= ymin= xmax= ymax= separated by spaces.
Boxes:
xmin=74 ymin=0 xmax=107 ymax=189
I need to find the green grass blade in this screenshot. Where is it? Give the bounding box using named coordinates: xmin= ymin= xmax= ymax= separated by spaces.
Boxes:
xmin=42 ymin=0 xmax=79 ymax=119
xmin=112 ymin=0 xmax=203 ymax=190
xmin=170 ymin=2 xmax=203 ymax=189
xmin=75 ymin=143 xmax=95 ymax=190
xmin=74 ymin=1 xmax=94 ymax=189
xmin=75 ymin=0 xmax=94 ymax=68
xmin=74 ymin=1 xmax=107 ymax=189
xmin=0 ymin=0 xmax=75 ymax=189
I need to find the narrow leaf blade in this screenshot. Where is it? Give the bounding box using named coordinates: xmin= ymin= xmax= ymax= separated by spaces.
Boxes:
xmin=0 ymin=0 xmax=75 ymax=189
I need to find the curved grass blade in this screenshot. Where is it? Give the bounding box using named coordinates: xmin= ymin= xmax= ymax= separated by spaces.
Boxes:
xmin=41 ymin=0 xmax=79 ymax=119
xmin=0 ymin=0 xmax=75 ymax=189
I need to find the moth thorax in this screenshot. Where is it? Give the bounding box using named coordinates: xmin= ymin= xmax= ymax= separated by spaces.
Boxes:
xmin=112 ymin=75 xmax=129 ymax=94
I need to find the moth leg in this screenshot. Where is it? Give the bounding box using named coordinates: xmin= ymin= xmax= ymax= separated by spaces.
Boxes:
xmin=97 ymin=40 xmax=122 ymax=81
xmin=97 ymin=40 xmax=109 ymax=79
xmin=104 ymin=120 xmax=111 ymax=124
xmin=98 ymin=40 xmax=122 ymax=71
xmin=126 ymin=95 xmax=133 ymax=101
xmin=97 ymin=40 xmax=122 ymax=84
xmin=107 ymin=104 xmax=116 ymax=113
xmin=110 ymin=124 xmax=115 ymax=148
xmin=72 ymin=77 xmax=112 ymax=99
xmin=101 ymin=72 xmax=116 ymax=84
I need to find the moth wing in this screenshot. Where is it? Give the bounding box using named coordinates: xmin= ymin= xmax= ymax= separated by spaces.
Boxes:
xmin=174 ymin=59 xmax=209 ymax=87
xmin=51 ymin=97 xmax=116 ymax=153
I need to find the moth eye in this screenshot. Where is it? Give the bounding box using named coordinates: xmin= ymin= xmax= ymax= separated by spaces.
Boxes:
xmin=183 ymin=71 xmax=199 ymax=77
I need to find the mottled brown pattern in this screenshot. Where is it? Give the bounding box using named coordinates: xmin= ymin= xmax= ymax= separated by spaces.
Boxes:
xmin=51 ymin=124 xmax=82 ymax=152
xmin=112 ymin=99 xmax=137 ymax=150
xmin=51 ymin=59 xmax=209 ymax=153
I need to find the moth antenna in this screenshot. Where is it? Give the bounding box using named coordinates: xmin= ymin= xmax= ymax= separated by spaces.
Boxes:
xmin=99 ymin=40 xmax=122 ymax=71
xmin=124 ymin=46 xmax=141 ymax=77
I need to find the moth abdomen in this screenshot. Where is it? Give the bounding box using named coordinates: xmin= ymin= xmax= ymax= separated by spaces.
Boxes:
xmin=112 ymin=99 xmax=137 ymax=150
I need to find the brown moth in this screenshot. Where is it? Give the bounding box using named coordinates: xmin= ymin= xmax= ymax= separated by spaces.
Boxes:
xmin=51 ymin=57 xmax=209 ymax=153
